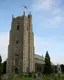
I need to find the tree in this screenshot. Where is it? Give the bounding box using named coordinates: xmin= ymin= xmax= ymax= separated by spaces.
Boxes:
xmin=60 ymin=64 xmax=64 ymax=73
xmin=0 ymin=55 xmax=2 ymax=80
xmin=44 ymin=51 xmax=52 ymax=74
xmin=2 ymin=60 xmax=7 ymax=74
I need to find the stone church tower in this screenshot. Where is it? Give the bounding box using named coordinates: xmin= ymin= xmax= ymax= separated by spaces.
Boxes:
xmin=6 ymin=12 xmax=35 ymax=75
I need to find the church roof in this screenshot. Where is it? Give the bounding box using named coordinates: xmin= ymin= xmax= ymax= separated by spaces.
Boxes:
xmin=34 ymin=54 xmax=45 ymax=61
xmin=34 ymin=54 xmax=54 ymax=65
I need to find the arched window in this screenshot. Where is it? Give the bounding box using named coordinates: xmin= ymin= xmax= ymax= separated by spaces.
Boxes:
xmin=17 ymin=25 xmax=19 ymax=30
xmin=16 ymin=40 xmax=19 ymax=44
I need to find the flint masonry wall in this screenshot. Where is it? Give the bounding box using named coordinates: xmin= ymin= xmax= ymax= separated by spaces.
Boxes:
xmin=6 ymin=12 xmax=45 ymax=75
xmin=7 ymin=13 xmax=35 ymax=74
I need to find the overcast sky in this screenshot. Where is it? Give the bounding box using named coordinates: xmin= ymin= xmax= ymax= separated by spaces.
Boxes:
xmin=0 ymin=0 xmax=64 ymax=64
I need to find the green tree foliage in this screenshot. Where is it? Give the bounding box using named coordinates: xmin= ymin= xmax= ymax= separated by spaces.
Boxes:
xmin=44 ymin=51 xmax=52 ymax=74
xmin=0 ymin=55 xmax=2 ymax=80
xmin=60 ymin=64 xmax=64 ymax=73
xmin=2 ymin=61 xmax=6 ymax=74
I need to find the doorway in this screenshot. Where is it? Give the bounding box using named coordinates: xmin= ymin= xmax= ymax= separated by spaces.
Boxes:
xmin=15 ymin=68 xmax=18 ymax=74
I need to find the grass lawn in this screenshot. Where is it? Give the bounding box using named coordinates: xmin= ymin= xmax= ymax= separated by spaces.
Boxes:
xmin=8 ymin=74 xmax=64 ymax=80
xmin=13 ymin=77 xmax=33 ymax=80
xmin=41 ymin=75 xmax=64 ymax=80
xmin=9 ymin=76 xmax=34 ymax=80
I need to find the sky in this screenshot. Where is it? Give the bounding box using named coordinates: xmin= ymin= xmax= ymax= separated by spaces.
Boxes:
xmin=0 ymin=0 xmax=64 ymax=64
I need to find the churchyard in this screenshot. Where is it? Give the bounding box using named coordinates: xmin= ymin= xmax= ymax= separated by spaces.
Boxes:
xmin=7 ymin=74 xmax=64 ymax=80
xmin=1 ymin=52 xmax=64 ymax=80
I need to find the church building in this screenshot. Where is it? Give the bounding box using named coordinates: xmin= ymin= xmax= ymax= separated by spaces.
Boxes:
xmin=6 ymin=12 xmax=45 ymax=75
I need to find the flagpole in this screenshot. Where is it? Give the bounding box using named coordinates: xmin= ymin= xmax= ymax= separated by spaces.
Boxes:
xmin=22 ymin=7 xmax=24 ymax=14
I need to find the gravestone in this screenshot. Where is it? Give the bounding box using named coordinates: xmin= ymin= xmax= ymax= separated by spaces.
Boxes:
xmin=57 ymin=64 xmax=61 ymax=79
xmin=35 ymin=73 xmax=41 ymax=80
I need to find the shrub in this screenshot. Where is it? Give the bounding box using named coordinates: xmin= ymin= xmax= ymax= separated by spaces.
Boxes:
xmin=28 ymin=72 xmax=32 ymax=77
xmin=24 ymin=72 xmax=28 ymax=77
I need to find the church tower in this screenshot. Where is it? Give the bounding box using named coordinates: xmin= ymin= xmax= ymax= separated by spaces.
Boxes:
xmin=6 ymin=12 xmax=35 ymax=75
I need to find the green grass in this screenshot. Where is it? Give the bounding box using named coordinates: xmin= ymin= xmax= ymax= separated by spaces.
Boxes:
xmin=9 ymin=76 xmax=34 ymax=80
xmin=41 ymin=75 xmax=64 ymax=80
xmin=8 ymin=74 xmax=64 ymax=80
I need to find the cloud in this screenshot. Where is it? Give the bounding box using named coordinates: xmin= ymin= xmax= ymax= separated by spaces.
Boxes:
xmin=0 ymin=32 xmax=9 ymax=62
xmin=48 ymin=15 xmax=62 ymax=27
xmin=51 ymin=56 xmax=64 ymax=65
xmin=31 ymin=0 xmax=64 ymax=29
xmin=34 ymin=35 xmax=64 ymax=64
xmin=49 ymin=8 xmax=63 ymax=27
xmin=52 ymin=15 xmax=62 ymax=24
xmin=31 ymin=0 xmax=53 ymax=12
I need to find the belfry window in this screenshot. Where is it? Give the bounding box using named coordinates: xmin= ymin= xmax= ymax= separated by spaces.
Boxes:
xmin=17 ymin=25 xmax=19 ymax=30
xmin=16 ymin=40 xmax=19 ymax=44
